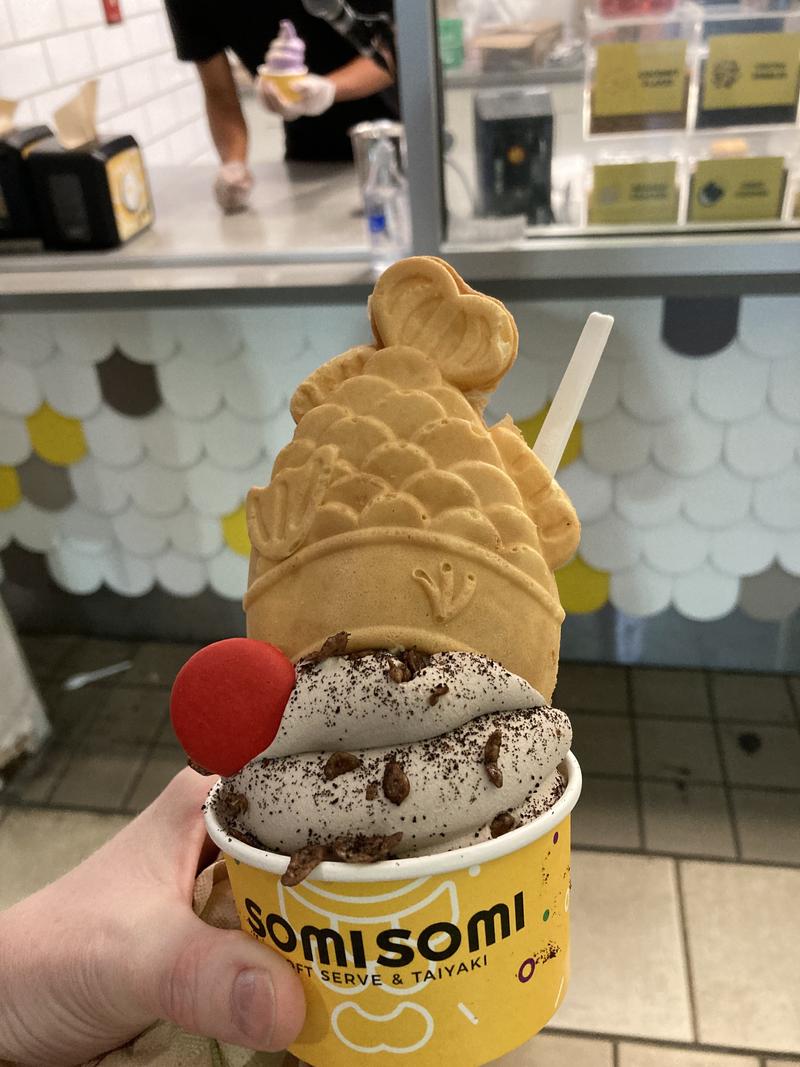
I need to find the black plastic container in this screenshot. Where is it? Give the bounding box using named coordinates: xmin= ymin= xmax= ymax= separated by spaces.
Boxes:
xmin=27 ymin=134 xmax=154 ymax=250
xmin=474 ymin=87 xmax=554 ymax=224
xmin=0 ymin=125 xmax=52 ymax=240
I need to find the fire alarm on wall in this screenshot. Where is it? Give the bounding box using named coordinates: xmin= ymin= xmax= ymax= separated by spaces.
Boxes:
xmin=102 ymin=0 xmax=123 ymax=23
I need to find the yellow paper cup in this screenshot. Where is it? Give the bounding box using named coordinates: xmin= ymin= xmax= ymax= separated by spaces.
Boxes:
xmin=257 ymin=68 xmax=307 ymax=104
xmin=205 ymin=753 xmax=580 ymax=1067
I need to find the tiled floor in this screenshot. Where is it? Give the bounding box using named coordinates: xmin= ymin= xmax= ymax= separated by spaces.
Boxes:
xmin=1 ymin=637 xmax=799 ymax=1065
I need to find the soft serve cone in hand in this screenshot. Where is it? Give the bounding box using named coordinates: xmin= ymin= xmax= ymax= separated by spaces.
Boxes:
xmin=172 ymin=257 xmax=583 ymax=1066
xmin=258 ymin=19 xmax=308 ymax=104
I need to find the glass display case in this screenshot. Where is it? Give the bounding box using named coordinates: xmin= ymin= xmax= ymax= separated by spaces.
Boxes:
xmin=433 ymin=0 xmax=800 ymax=239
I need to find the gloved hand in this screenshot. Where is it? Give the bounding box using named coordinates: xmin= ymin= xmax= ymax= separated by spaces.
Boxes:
xmin=213 ymin=161 xmax=253 ymax=214
xmin=258 ymin=74 xmax=336 ymax=121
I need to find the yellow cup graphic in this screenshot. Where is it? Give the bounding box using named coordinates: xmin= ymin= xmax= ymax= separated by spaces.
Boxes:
xmin=205 ymin=754 xmax=581 ymax=1067
xmin=257 ymin=68 xmax=307 ymax=104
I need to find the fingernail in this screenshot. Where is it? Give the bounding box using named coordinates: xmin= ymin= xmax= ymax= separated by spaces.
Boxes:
xmin=231 ymin=968 xmax=276 ymax=1044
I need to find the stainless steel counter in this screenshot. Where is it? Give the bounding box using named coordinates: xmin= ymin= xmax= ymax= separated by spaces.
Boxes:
xmin=3 ymin=158 xmax=800 ymax=310
xmin=0 ymin=161 xmax=374 ymax=309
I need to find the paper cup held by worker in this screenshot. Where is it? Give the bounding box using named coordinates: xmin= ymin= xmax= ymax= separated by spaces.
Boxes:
xmin=257 ymin=66 xmax=307 ymax=104
xmin=205 ymin=752 xmax=581 ymax=1067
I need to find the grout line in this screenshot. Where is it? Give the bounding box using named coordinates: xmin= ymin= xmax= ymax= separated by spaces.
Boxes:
xmin=117 ymin=706 xmax=174 ymax=814
xmin=563 ymin=662 xmax=798 ymax=678
xmin=0 ymin=9 xmax=164 ymax=52
xmin=787 ymin=674 xmax=800 ymax=732
xmin=572 ymin=842 xmax=800 ymax=873
xmin=674 ymin=860 xmax=700 ymax=1045
xmin=41 ymin=730 xmax=85 ymax=807
xmin=572 ymin=705 xmax=799 ymax=728
xmin=705 ymin=668 xmax=743 ymax=860
xmin=588 ymin=709 xmax=799 ymax=728
xmin=625 ymin=668 xmax=647 ymax=851
xmin=547 ymin=1027 xmax=800 ymax=1062
xmin=43 ymin=637 xmax=84 ymax=684
xmin=21 ymin=44 xmax=175 ymax=109
xmin=582 ymin=770 xmax=800 ymax=796
xmin=103 ymin=78 xmax=198 ymax=126
xmin=0 ymin=796 xmax=138 ymax=818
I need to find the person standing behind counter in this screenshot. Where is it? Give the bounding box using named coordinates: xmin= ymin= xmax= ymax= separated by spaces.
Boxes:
xmin=164 ymin=0 xmax=396 ymax=213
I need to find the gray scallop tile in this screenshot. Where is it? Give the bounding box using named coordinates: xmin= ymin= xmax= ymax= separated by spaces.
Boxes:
xmin=738 ymin=565 xmax=800 ymax=624
xmin=97 ymin=348 xmax=162 ymax=417
xmin=15 ymin=454 xmax=75 ymax=512
xmin=662 ymin=296 xmax=739 ymax=357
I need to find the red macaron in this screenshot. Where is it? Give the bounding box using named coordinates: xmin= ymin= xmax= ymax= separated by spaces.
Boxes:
xmin=170 ymin=638 xmax=296 ymax=777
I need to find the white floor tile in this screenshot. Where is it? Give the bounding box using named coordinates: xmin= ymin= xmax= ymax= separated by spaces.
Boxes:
xmin=712 ymin=673 xmax=794 ymax=724
xmin=490 ymin=1031 xmax=614 ymax=1065
xmin=551 ymin=851 xmax=693 ymax=1041
xmin=554 ymin=664 xmax=629 ymax=714
xmin=732 ymin=789 xmax=800 ymax=865
xmin=570 ymin=713 xmax=635 ymax=775
xmin=0 ymin=807 xmax=130 ymax=910
xmin=619 ymin=1044 xmax=758 ymax=1066
xmin=572 ymin=777 xmax=641 ymax=849
xmin=681 ymin=860 xmax=800 ymax=1053
xmin=632 ymin=669 xmax=710 ymax=719
xmin=636 ymin=719 xmax=722 ymax=783
xmin=642 ymin=782 xmax=735 ymax=859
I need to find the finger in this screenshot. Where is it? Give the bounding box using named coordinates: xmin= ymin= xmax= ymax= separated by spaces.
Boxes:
xmin=258 ymin=82 xmax=278 ymax=111
xmin=147 ymin=913 xmax=306 ymax=1050
xmin=260 ymin=82 xmax=290 ymax=115
xmin=96 ymin=768 xmax=217 ymax=894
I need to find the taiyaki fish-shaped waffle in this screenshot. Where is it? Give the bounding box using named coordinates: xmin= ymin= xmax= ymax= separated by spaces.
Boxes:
xmin=244 ymin=257 xmax=579 ymax=700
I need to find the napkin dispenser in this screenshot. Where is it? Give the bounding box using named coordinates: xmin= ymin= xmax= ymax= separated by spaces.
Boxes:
xmin=26 ymin=82 xmax=154 ymax=250
xmin=28 ymin=133 xmax=154 ymax=250
xmin=0 ymin=124 xmax=52 ymax=240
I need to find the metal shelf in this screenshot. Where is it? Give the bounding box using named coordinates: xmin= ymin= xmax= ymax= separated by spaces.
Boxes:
xmin=444 ymin=63 xmax=585 ymax=90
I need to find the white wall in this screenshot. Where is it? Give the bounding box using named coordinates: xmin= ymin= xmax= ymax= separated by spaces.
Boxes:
xmin=0 ymin=0 xmax=214 ymax=166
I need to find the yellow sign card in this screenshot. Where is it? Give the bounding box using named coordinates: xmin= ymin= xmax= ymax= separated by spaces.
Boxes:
xmin=690 ymin=156 xmax=785 ymax=221
xmin=703 ymin=33 xmax=800 ymax=110
xmin=589 ymin=161 xmax=679 ymax=224
xmin=594 ymin=40 xmax=687 ymax=117
xmin=105 ymin=146 xmax=153 ymax=242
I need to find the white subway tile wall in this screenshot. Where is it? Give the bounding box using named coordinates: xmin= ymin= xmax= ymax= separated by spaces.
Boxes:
xmin=0 ymin=0 xmax=14 ymax=44
xmin=0 ymin=0 xmax=211 ymax=166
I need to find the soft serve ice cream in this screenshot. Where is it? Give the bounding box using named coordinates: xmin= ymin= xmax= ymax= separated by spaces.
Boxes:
xmin=171 ymin=257 xmax=580 ymax=885
xmin=223 ymin=647 xmax=571 ymax=883
xmin=258 ymin=19 xmax=308 ymax=103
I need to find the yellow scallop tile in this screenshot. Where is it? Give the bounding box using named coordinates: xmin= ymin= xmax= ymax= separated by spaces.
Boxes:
xmin=26 ymin=404 xmax=87 ymax=466
xmin=0 ymin=467 xmax=21 ymax=511
xmin=555 ymin=554 xmax=609 ymax=614
xmin=517 ymin=404 xmax=582 ymax=469
xmin=222 ymin=503 xmax=251 ymax=557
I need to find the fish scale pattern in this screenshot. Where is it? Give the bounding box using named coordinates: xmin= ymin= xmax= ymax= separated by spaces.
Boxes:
xmin=0 ymin=295 xmax=798 ymax=636
xmin=248 ymin=343 xmax=578 ymax=595
xmin=490 ymin=295 xmax=800 ymax=623
xmin=0 ymin=305 xmax=365 ymax=602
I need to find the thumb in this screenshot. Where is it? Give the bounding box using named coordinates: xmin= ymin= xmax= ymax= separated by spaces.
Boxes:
xmin=150 ymin=913 xmax=305 ymax=1050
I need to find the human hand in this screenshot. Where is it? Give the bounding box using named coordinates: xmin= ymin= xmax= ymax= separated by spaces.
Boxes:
xmin=0 ymin=768 xmax=305 ymax=1066
xmin=258 ymin=74 xmax=336 ymax=121
xmin=213 ymin=161 xmax=253 ymax=214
